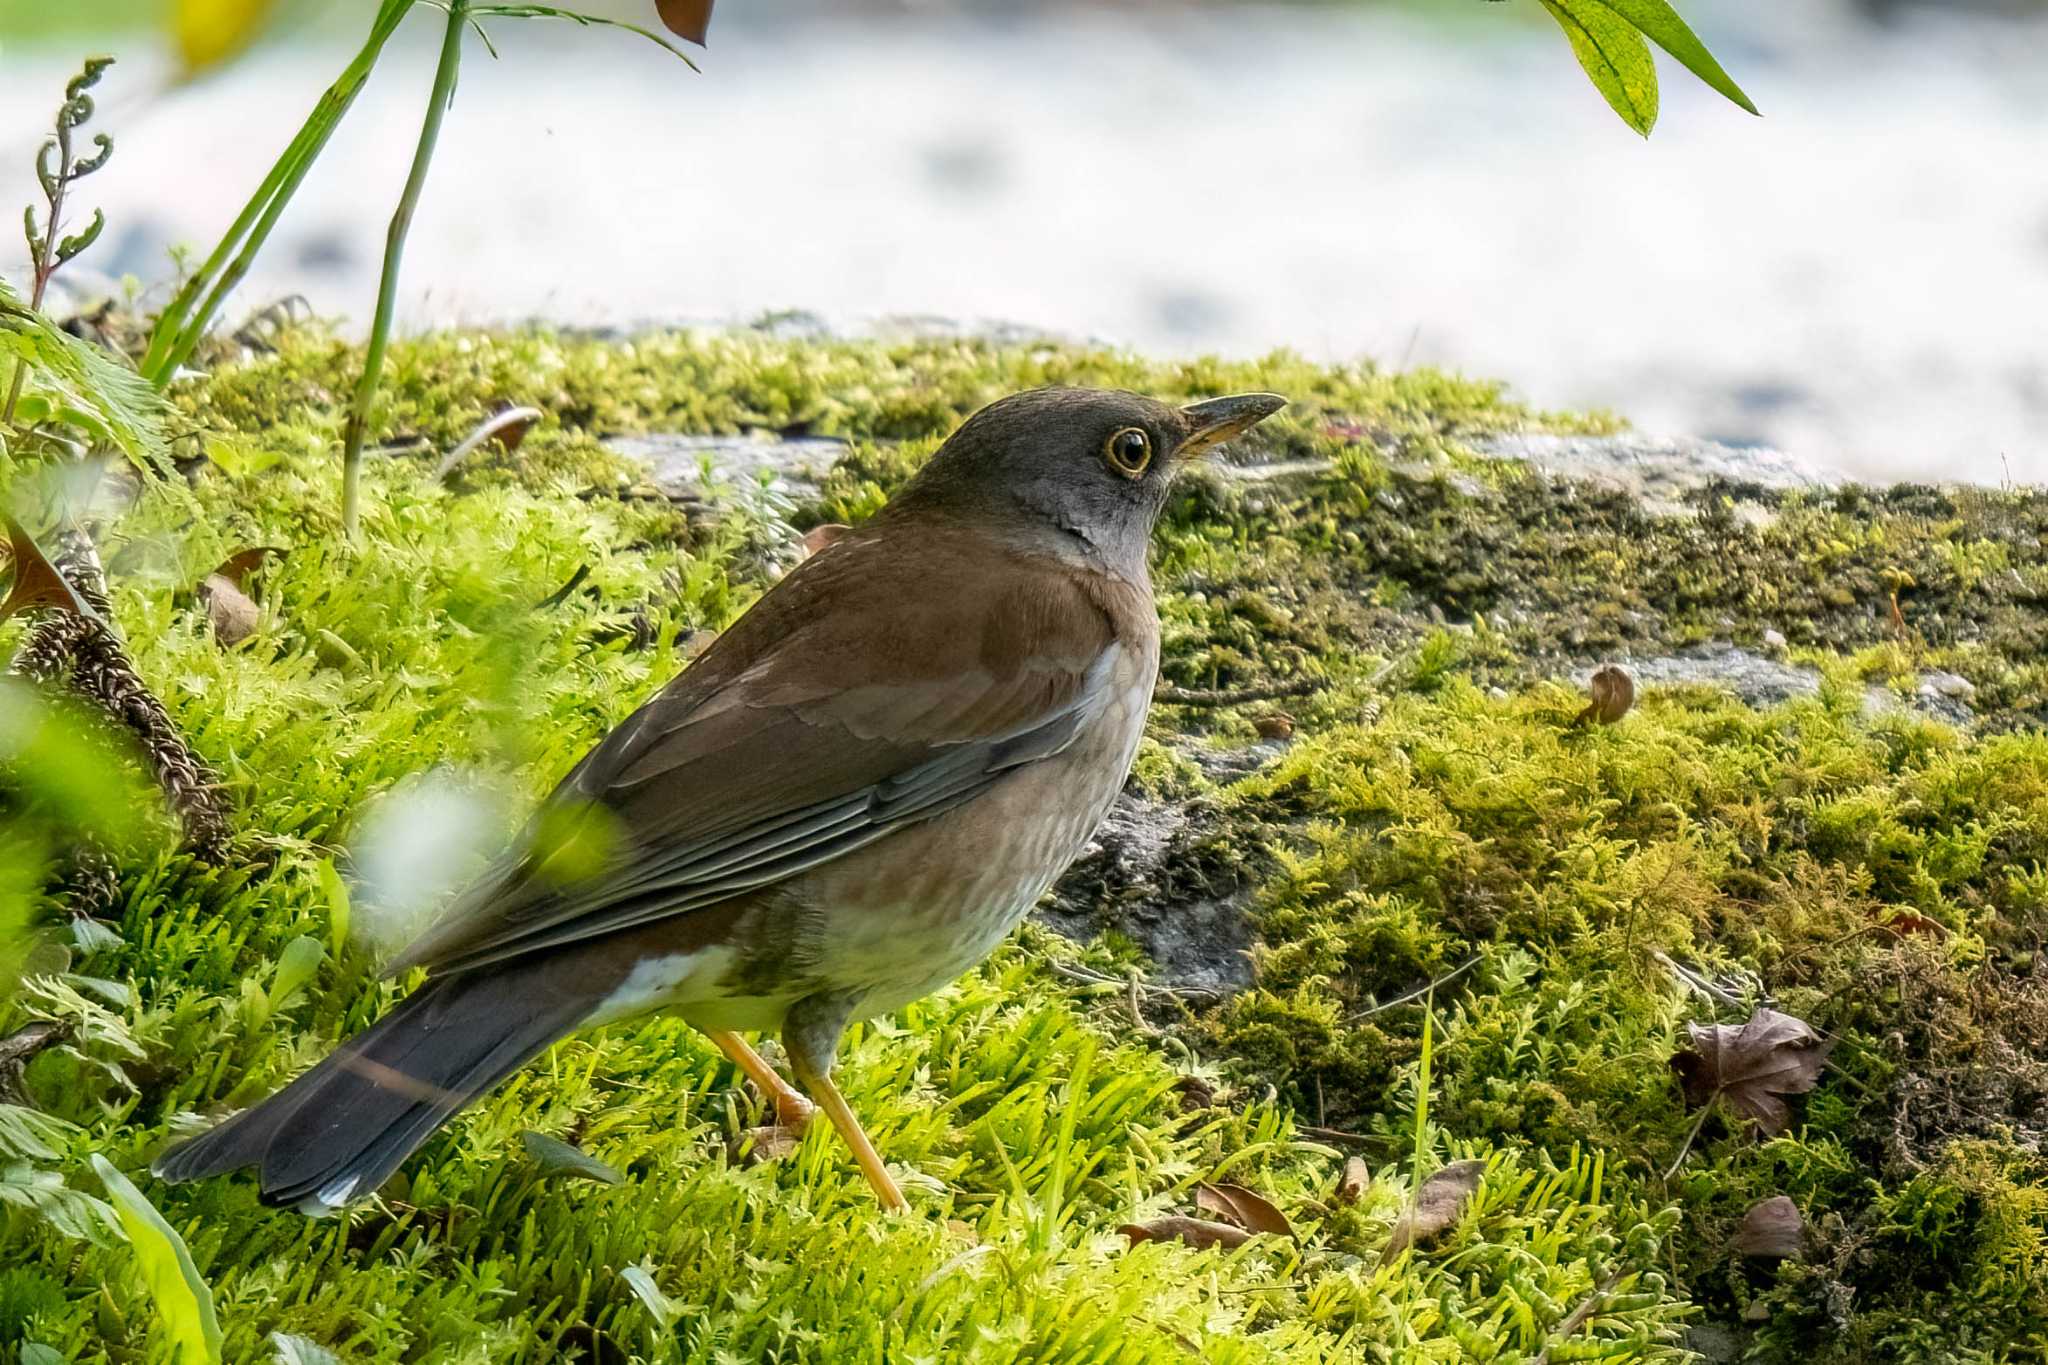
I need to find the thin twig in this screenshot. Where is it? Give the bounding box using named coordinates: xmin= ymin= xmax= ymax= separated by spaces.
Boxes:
xmin=1348 ymin=955 xmax=1483 ymax=1022
xmin=437 ymin=404 xmax=542 ymax=481
xmin=1530 ymin=1271 xmax=1625 ymax=1365
xmin=1153 ymin=678 xmax=1321 ymax=708
xmin=1662 ymin=1105 xmax=1713 ymax=1182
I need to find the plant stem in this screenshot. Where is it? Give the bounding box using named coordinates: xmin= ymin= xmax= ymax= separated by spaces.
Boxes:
xmin=141 ymin=0 xmax=418 ymax=386
xmin=341 ymin=0 xmax=467 ymax=541
xmin=2 ymin=128 xmax=72 ymax=424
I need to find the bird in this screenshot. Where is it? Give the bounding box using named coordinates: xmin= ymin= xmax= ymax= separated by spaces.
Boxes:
xmin=153 ymin=385 xmax=1287 ymax=1214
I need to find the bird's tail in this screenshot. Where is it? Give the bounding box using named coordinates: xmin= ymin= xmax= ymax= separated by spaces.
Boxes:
xmin=152 ymin=963 xmax=589 ymax=1212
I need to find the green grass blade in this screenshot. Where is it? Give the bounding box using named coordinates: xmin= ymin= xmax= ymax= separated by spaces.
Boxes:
xmin=1588 ymin=0 xmax=1758 ymax=115
xmin=1540 ymin=0 xmax=1660 ymax=137
xmin=91 ymin=1154 xmax=222 ymax=1364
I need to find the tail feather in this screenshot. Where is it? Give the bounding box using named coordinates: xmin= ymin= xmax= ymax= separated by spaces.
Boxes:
xmin=153 ymin=965 xmax=589 ymax=1211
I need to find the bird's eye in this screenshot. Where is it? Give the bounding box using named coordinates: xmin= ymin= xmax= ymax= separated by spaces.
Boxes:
xmin=1103 ymin=427 xmax=1152 ymax=479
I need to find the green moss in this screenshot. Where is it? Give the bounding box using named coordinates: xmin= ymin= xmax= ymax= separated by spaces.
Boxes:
xmin=3 ymin=322 xmax=2045 ymax=1361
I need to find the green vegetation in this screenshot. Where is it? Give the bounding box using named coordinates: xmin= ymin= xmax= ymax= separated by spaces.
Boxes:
xmin=1 ymin=325 xmax=2046 ymax=1361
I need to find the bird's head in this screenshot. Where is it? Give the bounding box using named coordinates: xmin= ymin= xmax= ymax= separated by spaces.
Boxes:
xmin=881 ymin=387 xmax=1287 ymax=574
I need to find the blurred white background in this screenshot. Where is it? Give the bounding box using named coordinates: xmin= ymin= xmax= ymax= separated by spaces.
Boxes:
xmin=2 ymin=0 xmax=2043 ymax=483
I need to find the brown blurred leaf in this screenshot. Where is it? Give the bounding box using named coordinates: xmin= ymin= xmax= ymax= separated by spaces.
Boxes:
xmin=198 ymin=574 xmax=259 ymax=646
xmin=0 ymin=517 xmax=102 ymax=626
xmin=1671 ymin=1008 xmax=1832 ymax=1135
xmin=801 ymin=523 xmax=849 ymax=559
xmin=1381 ymin=1159 xmax=1484 ymax=1260
xmin=728 ymin=1123 xmax=801 ymax=1167
xmin=211 ymin=545 xmax=285 ymax=592
xmin=1253 ymin=712 xmax=1295 ymax=741
xmin=1118 ymin=1217 xmax=1252 ymax=1251
xmin=1335 ymin=1156 xmax=1371 ymax=1207
xmin=655 ymin=0 xmax=714 ymax=45
xmin=1194 ymin=1182 xmax=1294 ymax=1238
xmin=1733 ymin=1194 xmax=1804 ymax=1259
xmin=1576 ymin=664 xmax=1635 ymax=726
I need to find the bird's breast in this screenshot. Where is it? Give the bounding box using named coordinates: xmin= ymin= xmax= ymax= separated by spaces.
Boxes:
xmin=775 ymin=645 xmax=1156 ymax=1015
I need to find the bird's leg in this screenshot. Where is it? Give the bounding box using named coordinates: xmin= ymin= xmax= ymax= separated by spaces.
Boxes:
xmin=703 ymin=1027 xmax=814 ymax=1131
xmin=784 ymin=993 xmax=908 ymax=1213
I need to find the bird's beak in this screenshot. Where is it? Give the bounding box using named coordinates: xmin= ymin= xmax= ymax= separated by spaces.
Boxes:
xmin=1175 ymin=393 xmax=1287 ymax=459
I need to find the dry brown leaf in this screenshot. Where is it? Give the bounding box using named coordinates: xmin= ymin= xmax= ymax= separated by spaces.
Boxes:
xmin=801 ymin=523 xmax=849 ymax=559
xmin=199 ymin=574 xmax=259 ymax=645
xmin=1194 ymin=1182 xmax=1294 ymax=1238
xmin=1671 ymin=1007 xmax=1833 ymax=1136
xmin=728 ymin=1123 xmax=801 ymax=1167
xmin=1118 ymin=1217 xmax=1253 ymax=1251
xmin=1381 ymin=1159 xmax=1485 ymax=1259
xmin=210 ymin=545 xmax=285 ymax=592
xmin=655 ymin=0 xmax=713 ymax=45
xmin=1335 ymin=1156 xmax=1371 ymax=1207
xmin=0 ymin=516 xmax=101 ymax=624
xmin=1733 ymin=1195 xmax=1804 ymax=1259
xmin=1253 ymin=712 xmax=1295 ymax=741
xmin=1576 ymin=664 xmax=1636 ymax=726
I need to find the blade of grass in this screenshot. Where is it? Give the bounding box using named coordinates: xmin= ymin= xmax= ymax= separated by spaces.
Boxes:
xmin=340 ymin=0 xmax=469 ymax=539
xmin=142 ymin=0 xmax=419 ymax=385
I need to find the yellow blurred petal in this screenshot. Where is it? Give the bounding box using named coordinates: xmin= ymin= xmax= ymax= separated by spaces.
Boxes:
xmin=172 ymin=0 xmax=283 ymax=75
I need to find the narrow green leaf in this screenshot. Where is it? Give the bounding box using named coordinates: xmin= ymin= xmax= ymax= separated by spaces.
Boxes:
xmin=317 ymin=857 xmax=351 ymax=960
xmin=90 ymin=1154 xmax=223 ymax=1365
xmin=266 ymin=935 xmax=326 ymax=1014
xmin=271 ymin=1332 xmax=343 ymax=1365
xmin=520 ymin=1129 xmax=623 ymax=1184
xmin=1586 ymin=0 xmax=1758 ymax=115
xmin=621 ymin=1262 xmax=683 ymax=1330
xmin=1540 ymin=0 xmax=1660 ymax=137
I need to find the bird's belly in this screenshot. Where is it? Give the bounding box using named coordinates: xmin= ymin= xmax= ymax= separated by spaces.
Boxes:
xmin=793 ymin=689 xmax=1149 ymax=1015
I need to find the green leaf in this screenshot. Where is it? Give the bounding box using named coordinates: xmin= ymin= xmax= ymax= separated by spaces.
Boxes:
xmin=0 ymin=279 xmax=171 ymax=477
xmin=266 ymin=935 xmax=326 ymax=1014
xmin=90 ymin=1154 xmax=223 ymax=1364
xmin=621 ymin=1262 xmax=683 ymax=1331
xmin=317 ymin=857 xmax=351 ymax=960
xmin=271 ymin=1332 xmax=342 ymax=1365
xmin=1540 ymin=0 xmax=1660 ymax=137
xmin=0 ymin=1161 xmax=122 ymax=1246
xmin=1586 ymin=0 xmax=1758 ymax=115
xmin=19 ymin=1344 xmax=65 ymax=1365
xmin=520 ymin=1129 xmax=623 ymax=1184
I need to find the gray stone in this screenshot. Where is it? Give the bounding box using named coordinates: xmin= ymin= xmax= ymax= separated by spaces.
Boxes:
xmin=1482 ymin=434 xmax=1845 ymax=518
xmin=1572 ymin=644 xmax=1822 ymax=710
xmin=605 ymin=432 xmax=848 ymax=504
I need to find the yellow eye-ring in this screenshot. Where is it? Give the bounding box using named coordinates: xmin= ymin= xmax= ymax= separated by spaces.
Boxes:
xmin=1103 ymin=427 xmax=1152 ymax=478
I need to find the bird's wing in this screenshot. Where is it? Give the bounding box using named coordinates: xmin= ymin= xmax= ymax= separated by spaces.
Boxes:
xmin=384 ymin=528 xmax=1137 ymax=977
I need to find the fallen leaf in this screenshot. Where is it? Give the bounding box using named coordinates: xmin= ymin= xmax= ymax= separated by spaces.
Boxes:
xmin=520 ymin=1130 xmax=623 ymax=1185
xmin=655 ymin=0 xmax=714 ymax=45
xmin=801 ymin=523 xmax=849 ymax=558
xmin=1576 ymin=664 xmax=1636 ymax=725
xmin=1194 ymin=1182 xmax=1294 ymax=1238
xmin=1172 ymin=1075 xmax=1218 ymax=1112
xmin=1671 ymin=1007 xmax=1833 ymax=1135
xmin=1881 ymin=910 xmax=1949 ymax=939
xmin=1733 ymin=1194 xmax=1804 ymax=1259
xmin=1381 ymin=1159 xmax=1485 ymax=1259
xmin=728 ymin=1123 xmax=801 ymax=1167
xmin=1253 ymin=712 xmax=1295 ymax=741
xmin=211 ymin=545 xmax=284 ymax=590
xmin=0 ymin=517 xmax=101 ymax=625
xmin=1118 ymin=1216 xmax=1252 ymax=1251
xmin=198 ymin=574 xmax=259 ymax=645
xmin=1335 ymin=1156 xmax=1371 ymax=1207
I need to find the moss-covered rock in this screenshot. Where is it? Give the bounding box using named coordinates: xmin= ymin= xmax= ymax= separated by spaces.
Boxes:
xmin=2 ymin=324 xmax=2045 ymax=1362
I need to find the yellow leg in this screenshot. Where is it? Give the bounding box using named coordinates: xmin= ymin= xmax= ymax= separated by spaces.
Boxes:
xmin=788 ymin=1057 xmax=909 ymax=1213
xmin=704 ymin=1028 xmax=814 ymax=1131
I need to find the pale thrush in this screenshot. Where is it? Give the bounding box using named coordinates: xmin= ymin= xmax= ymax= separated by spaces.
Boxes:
xmin=154 ymin=386 xmax=1286 ymax=1212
